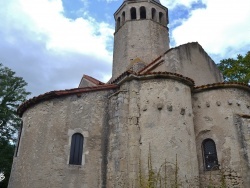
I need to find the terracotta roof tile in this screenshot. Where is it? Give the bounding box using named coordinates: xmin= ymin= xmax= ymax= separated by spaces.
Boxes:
xmin=140 ymin=71 xmax=194 ymax=84
xmin=194 ymin=82 xmax=250 ymax=93
xmin=111 ymin=43 xmax=204 ymax=83
xmin=138 ymin=56 xmax=162 ymax=74
xmin=18 ymin=84 xmax=118 ymax=116
xmin=110 ymin=70 xmax=136 ymax=84
xmin=111 ymin=70 xmax=194 ymax=86
xmin=83 ymin=75 xmax=104 ymax=85
xmin=19 ymin=70 xmax=197 ymax=117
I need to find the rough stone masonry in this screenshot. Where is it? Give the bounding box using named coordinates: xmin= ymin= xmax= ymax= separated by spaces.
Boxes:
xmin=9 ymin=0 xmax=250 ymax=187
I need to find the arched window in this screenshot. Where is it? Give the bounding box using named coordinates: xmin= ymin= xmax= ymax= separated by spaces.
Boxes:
xmin=202 ymin=139 xmax=219 ymax=170
xmin=151 ymin=8 xmax=156 ymax=21
xmin=131 ymin=7 xmax=137 ymax=20
xmin=140 ymin=6 xmax=146 ymax=19
xmin=122 ymin=11 xmax=125 ymax=25
xmin=166 ymin=10 xmax=169 ymax=24
xmin=117 ymin=17 xmax=121 ymax=30
xmin=159 ymin=12 xmax=164 ymax=24
xmin=69 ymin=133 xmax=84 ymax=165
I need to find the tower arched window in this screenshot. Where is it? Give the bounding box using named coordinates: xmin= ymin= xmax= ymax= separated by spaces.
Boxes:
xmin=202 ymin=139 xmax=219 ymax=170
xmin=131 ymin=7 xmax=137 ymax=20
xmin=151 ymin=8 xmax=156 ymax=21
xmin=117 ymin=17 xmax=121 ymax=30
xmin=122 ymin=11 xmax=125 ymax=25
xmin=159 ymin=12 xmax=164 ymax=24
xmin=166 ymin=10 xmax=169 ymax=24
xmin=69 ymin=133 xmax=84 ymax=165
xmin=140 ymin=6 xmax=146 ymax=19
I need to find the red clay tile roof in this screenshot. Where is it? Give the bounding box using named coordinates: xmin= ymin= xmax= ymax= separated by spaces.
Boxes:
xmin=141 ymin=60 xmax=164 ymax=74
xmin=19 ymin=71 xmax=195 ymax=116
xmin=18 ymin=84 xmax=118 ymax=116
xmin=138 ymin=56 xmax=162 ymax=74
xmin=110 ymin=70 xmax=195 ymax=87
xmin=194 ymin=82 xmax=250 ymax=93
xmin=110 ymin=70 xmax=135 ymax=84
xmin=109 ymin=42 xmax=206 ymax=84
xmin=82 ymin=75 xmax=105 ymax=85
xmin=130 ymin=42 xmax=209 ymax=76
xmin=137 ymin=45 xmax=187 ymax=75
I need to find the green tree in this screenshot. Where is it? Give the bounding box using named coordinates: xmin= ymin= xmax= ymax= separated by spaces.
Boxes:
xmin=0 ymin=63 xmax=31 ymax=142
xmin=0 ymin=139 xmax=15 ymax=188
xmin=0 ymin=63 xmax=31 ymax=187
xmin=217 ymin=51 xmax=250 ymax=84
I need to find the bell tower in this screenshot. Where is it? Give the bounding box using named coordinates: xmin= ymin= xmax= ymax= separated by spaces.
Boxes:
xmin=112 ymin=0 xmax=170 ymax=79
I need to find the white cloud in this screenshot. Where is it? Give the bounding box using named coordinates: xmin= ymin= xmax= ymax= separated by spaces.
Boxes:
xmin=161 ymin=0 xmax=199 ymax=9
xmin=16 ymin=0 xmax=113 ymax=59
xmin=172 ymin=0 xmax=250 ymax=57
xmin=2 ymin=0 xmax=249 ymax=98
xmin=0 ymin=0 xmax=114 ymax=97
xmin=101 ymin=0 xmax=119 ymax=3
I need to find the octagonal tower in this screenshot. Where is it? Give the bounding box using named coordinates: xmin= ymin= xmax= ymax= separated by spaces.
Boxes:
xmin=112 ymin=0 xmax=170 ymax=79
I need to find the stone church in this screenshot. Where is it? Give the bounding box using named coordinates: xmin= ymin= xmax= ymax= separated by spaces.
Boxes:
xmin=9 ymin=0 xmax=250 ymax=187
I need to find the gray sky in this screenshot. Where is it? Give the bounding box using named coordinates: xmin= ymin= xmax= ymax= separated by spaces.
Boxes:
xmin=0 ymin=0 xmax=250 ymax=98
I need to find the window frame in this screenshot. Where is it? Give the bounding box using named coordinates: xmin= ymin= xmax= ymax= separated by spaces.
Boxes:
xmin=140 ymin=6 xmax=146 ymax=19
xmin=159 ymin=12 xmax=164 ymax=24
xmin=151 ymin=8 xmax=156 ymax=21
xmin=130 ymin=7 xmax=137 ymax=20
xmin=202 ymin=138 xmax=219 ymax=171
xmin=69 ymin=133 xmax=84 ymax=165
xmin=116 ymin=17 xmax=121 ymax=30
xmin=122 ymin=11 xmax=125 ymax=25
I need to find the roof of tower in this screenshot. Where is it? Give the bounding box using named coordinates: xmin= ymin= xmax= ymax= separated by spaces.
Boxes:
xmin=124 ymin=0 xmax=161 ymax=4
xmin=153 ymin=0 xmax=161 ymax=3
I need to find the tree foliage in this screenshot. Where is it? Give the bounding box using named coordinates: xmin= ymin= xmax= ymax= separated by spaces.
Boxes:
xmin=0 ymin=139 xmax=15 ymax=187
xmin=0 ymin=63 xmax=30 ymax=187
xmin=217 ymin=51 xmax=250 ymax=84
xmin=0 ymin=63 xmax=31 ymax=142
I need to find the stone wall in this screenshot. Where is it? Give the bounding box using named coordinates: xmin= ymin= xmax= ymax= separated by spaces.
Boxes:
xmin=107 ymin=82 xmax=131 ymax=187
xmin=8 ymin=90 xmax=114 ymax=188
xmin=138 ymin=79 xmax=199 ymax=187
xmin=107 ymin=78 xmax=199 ymax=187
xmin=156 ymin=42 xmax=223 ymax=86
xmin=193 ymin=87 xmax=250 ymax=187
xmin=9 ymin=76 xmax=250 ymax=188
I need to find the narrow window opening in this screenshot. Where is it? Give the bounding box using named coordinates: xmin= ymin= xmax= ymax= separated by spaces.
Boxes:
xmin=69 ymin=133 xmax=84 ymax=165
xmin=117 ymin=17 xmax=121 ymax=30
xmin=159 ymin=12 xmax=164 ymax=24
xmin=202 ymin=139 xmax=219 ymax=170
xmin=151 ymin=8 xmax=156 ymax=21
xmin=122 ymin=11 xmax=125 ymax=25
xmin=166 ymin=10 xmax=169 ymax=24
xmin=131 ymin=7 xmax=137 ymax=20
xmin=140 ymin=6 xmax=146 ymax=19
xmin=15 ymin=121 xmax=23 ymax=157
